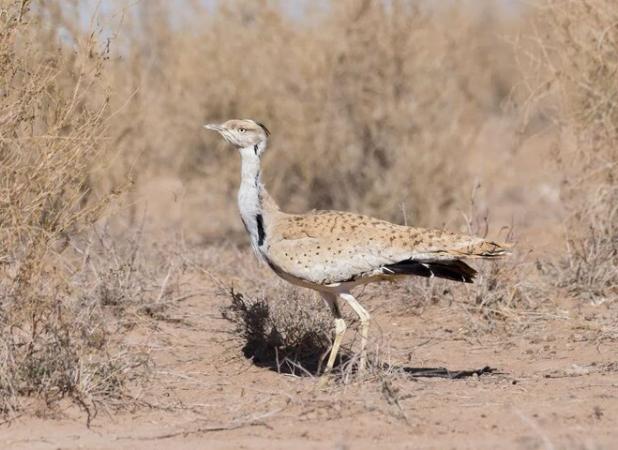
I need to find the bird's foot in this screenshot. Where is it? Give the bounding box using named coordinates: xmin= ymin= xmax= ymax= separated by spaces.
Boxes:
xmin=316 ymin=374 xmax=333 ymax=390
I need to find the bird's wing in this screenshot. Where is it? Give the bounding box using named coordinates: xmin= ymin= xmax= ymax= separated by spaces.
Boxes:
xmin=265 ymin=210 xmax=510 ymax=285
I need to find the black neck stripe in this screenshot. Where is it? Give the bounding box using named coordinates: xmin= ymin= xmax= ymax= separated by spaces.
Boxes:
xmin=256 ymin=214 xmax=265 ymax=246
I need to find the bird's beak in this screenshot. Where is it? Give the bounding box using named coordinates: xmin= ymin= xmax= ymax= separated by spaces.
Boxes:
xmin=204 ymin=123 xmax=224 ymax=132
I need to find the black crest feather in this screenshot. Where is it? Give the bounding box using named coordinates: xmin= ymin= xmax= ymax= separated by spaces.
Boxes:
xmin=256 ymin=122 xmax=271 ymax=137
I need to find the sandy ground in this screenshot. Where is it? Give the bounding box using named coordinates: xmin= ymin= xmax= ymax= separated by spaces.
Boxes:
xmin=2 ymin=261 xmax=616 ymax=450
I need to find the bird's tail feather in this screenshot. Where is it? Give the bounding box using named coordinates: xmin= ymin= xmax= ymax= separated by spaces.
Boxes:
xmin=452 ymin=239 xmax=513 ymax=259
xmin=382 ymin=259 xmax=477 ymax=283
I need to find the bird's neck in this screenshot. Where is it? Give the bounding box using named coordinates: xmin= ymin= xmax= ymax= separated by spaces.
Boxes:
xmin=237 ymin=143 xmax=278 ymax=257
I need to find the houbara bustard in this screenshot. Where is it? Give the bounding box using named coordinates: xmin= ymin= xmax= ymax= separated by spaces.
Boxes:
xmin=205 ymin=119 xmax=511 ymax=377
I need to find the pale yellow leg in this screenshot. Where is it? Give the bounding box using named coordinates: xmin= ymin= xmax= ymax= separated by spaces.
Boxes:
xmin=317 ymin=318 xmax=347 ymax=388
xmin=324 ymin=318 xmax=347 ymax=374
xmin=318 ymin=292 xmax=347 ymax=385
xmin=340 ymin=293 xmax=370 ymax=374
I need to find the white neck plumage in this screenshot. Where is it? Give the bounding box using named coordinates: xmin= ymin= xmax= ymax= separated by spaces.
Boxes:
xmin=237 ymin=142 xmax=267 ymax=259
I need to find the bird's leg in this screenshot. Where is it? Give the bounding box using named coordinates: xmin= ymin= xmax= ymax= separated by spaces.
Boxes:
xmin=319 ymin=292 xmax=347 ymax=377
xmin=326 ymin=318 xmax=347 ymax=374
xmin=339 ymin=293 xmax=370 ymax=374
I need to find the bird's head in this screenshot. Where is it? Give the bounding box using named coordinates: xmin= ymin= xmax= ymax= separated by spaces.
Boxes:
xmin=204 ymin=119 xmax=270 ymax=152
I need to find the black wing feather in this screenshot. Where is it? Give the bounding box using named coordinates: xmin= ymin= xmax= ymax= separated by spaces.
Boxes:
xmin=382 ymin=259 xmax=477 ymax=283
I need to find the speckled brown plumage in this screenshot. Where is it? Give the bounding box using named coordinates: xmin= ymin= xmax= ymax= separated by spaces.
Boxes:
xmin=261 ymin=209 xmax=511 ymax=287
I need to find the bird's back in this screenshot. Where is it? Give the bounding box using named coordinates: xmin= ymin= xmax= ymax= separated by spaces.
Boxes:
xmin=262 ymin=210 xmax=510 ymax=286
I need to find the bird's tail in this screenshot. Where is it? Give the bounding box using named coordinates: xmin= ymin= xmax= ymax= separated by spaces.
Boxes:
xmin=382 ymin=239 xmax=511 ymax=284
xmin=383 ymin=259 xmax=478 ymax=283
xmin=452 ymin=239 xmax=513 ymax=259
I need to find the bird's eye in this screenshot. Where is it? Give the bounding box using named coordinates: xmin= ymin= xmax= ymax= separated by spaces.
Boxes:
xmin=239 ymin=128 xmax=246 ymax=133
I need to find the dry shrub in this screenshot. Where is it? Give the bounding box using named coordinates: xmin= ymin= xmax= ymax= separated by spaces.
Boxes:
xmin=0 ymin=2 xmax=157 ymax=420
xmin=551 ymin=185 xmax=616 ymax=302
xmin=389 ymin=252 xmax=547 ymax=335
xmin=528 ymin=0 xmax=618 ymax=303
xmin=74 ymin=224 xmax=187 ymax=325
xmin=221 ymin=287 xmax=337 ymax=376
xmin=394 ymin=218 xmax=541 ymax=333
xmin=456 ymin=199 xmax=546 ymax=330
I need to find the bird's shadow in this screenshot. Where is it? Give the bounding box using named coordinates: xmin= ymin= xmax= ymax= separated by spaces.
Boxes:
xmin=398 ymin=365 xmax=499 ymax=379
xmin=223 ymin=289 xmax=500 ymax=380
xmin=242 ymin=343 xmax=499 ymax=379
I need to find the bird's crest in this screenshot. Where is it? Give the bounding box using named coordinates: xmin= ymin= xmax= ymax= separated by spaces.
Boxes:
xmin=256 ymin=121 xmax=270 ymax=137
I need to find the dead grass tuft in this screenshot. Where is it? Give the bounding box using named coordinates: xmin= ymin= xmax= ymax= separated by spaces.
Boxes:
xmin=542 ymin=186 xmax=617 ymax=303
xmin=221 ymin=287 xmax=339 ymax=376
xmin=525 ymin=0 xmax=618 ymax=304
